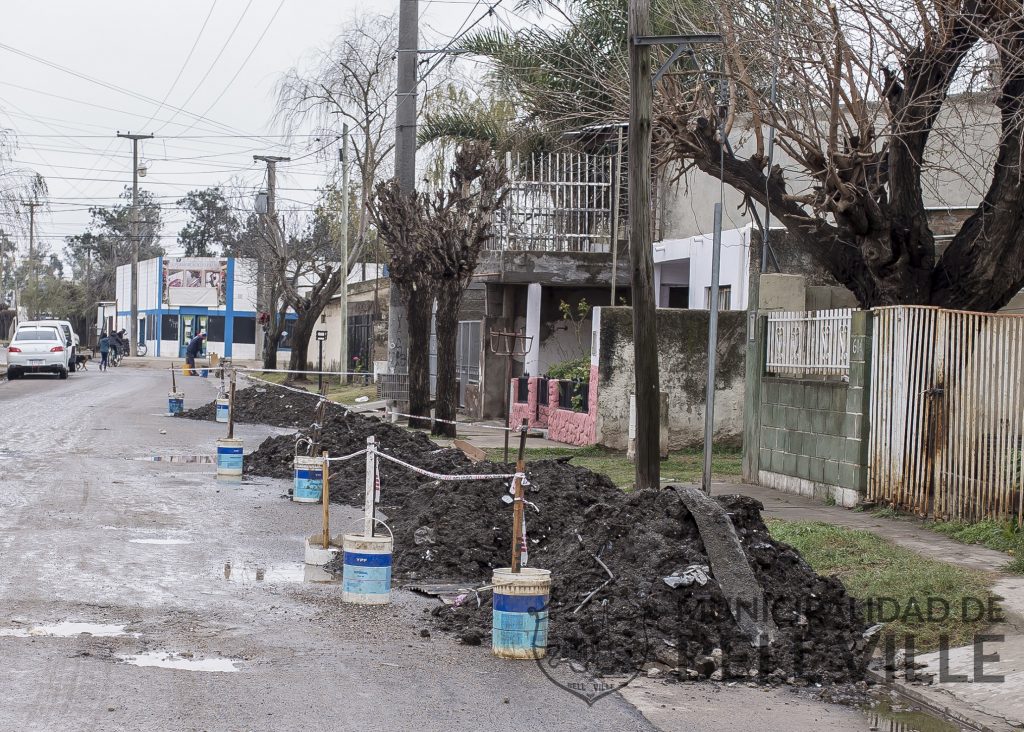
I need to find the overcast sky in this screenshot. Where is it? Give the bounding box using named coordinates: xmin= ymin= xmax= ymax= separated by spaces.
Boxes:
xmin=0 ymin=0 xmax=520 ymax=259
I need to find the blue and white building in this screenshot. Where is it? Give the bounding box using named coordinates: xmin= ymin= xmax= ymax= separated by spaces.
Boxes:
xmin=113 ymin=255 xmax=280 ymax=359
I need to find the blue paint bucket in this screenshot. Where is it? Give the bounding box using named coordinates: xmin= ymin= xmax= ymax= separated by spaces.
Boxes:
xmin=492 ymin=567 xmax=551 ymax=659
xmin=342 ymin=532 xmax=393 ymax=605
xmin=200 ymin=368 xmax=209 ymax=378
xmin=215 ymin=398 xmax=229 ymax=423
xmin=293 ymin=455 xmax=324 ymax=503
xmin=216 ymin=437 xmax=243 ymax=482
xmin=168 ymin=391 xmax=184 ymax=415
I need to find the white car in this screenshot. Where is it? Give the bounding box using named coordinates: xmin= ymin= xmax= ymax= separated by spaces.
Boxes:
xmin=7 ymin=325 xmax=70 ymax=380
xmin=19 ymin=319 xmax=79 ymax=372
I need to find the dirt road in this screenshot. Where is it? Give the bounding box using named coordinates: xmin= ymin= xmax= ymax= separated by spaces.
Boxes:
xmin=0 ymin=368 xmax=877 ymax=732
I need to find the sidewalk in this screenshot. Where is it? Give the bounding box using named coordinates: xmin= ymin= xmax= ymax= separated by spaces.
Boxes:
xmin=709 ymin=480 xmax=1024 ymax=729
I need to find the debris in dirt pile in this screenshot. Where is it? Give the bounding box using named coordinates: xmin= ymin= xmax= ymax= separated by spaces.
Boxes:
xmin=177 ymin=383 xmax=328 ymax=428
xmin=405 ymin=486 xmax=869 ymax=684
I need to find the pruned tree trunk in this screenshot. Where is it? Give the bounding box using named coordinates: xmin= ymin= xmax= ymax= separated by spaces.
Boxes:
xmin=286 ymin=269 xmax=343 ymax=382
xmin=406 ymin=284 xmax=433 ymax=429
xmin=262 ymin=300 xmax=288 ymax=371
xmin=432 ymin=281 xmax=461 ymax=437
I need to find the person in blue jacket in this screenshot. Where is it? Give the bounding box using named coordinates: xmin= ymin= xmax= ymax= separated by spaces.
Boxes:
xmin=185 ymin=331 xmax=206 ymax=374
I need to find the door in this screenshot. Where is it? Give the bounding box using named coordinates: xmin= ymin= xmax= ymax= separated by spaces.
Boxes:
xmin=179 ymin=313 xmax=209 ymax=357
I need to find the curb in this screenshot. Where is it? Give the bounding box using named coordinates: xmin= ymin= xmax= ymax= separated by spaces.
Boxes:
xmin=866 ymin=669 xmax=1021 ymax=731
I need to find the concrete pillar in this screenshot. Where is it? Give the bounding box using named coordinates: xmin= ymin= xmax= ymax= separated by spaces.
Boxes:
xmin=524 ymin=283 xmax=542 ymax=377
xmin=653 ymin=263 xmax=662 ymax=307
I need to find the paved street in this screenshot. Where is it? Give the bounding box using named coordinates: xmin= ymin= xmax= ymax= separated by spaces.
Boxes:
xmin=0 ymin=368 xmax=950 ymax=731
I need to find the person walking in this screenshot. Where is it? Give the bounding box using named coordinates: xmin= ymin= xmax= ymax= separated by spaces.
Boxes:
xmin=98 ymin=332 xmax=109 ymax=371
xmin=185 ymin=330 xmax=206 ymax=375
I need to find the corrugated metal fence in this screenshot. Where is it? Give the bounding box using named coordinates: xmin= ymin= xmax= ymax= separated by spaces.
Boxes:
xmin=869 ymin=306 xmax=1024 ymax=524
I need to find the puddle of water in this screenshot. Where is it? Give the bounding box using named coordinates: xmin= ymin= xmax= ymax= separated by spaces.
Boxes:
xmin=129 ymin=538 xmax=192 ymax=545
xmin=861 ymin=697 xmax=959 ymax=732
xmin=0 ymin=622 xmax=128 ymax=638
xmin=120 ymin=651 xmax=239 ymax=673
xmin=222 ymin=561 xmax=338 ymax=585
xmin=137 ymin=455 xmax=215 ymax=464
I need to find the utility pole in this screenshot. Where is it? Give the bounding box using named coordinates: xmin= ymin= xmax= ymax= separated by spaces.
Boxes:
xmin=388 ymin=0 xmax=418 ymax=379
xmin=23 ymin=200 xmax=41 ymax=319
xmin=253 ymin=155 xmax=290 ymax=364
xmin=628 ymin=0 xmax=661 ymax=491
xmin=339 ymin=124 xmax=350 ymax=384
xmin=117 ymin=132 xmax=153 ymax=357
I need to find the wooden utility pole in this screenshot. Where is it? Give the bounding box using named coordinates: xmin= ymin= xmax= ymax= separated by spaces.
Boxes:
xmin=628 ymin=0 xmax=661 ymax=491
xmin=387 ymin=0 xmax=418 ymax=381
xmin=339 ymin=125 xmax=350 ymax=383
xmin=253 ymin=154 xmax=290 ymax=363
xmin=23 ymin=200 xmax=41 ymax=319
xmin=117 ymin=132 xmax=154 ymax=357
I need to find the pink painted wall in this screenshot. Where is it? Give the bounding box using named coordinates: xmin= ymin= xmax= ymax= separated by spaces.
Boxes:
xmin=546 ymin=365 xmax=598 ymax=446
xmin=507 ymin=376 xmax=550 ymax=429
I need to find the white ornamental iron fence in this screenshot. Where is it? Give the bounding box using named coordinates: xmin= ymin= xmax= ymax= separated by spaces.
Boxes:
xmin=765 ymin=309 xmax=854 ymax=378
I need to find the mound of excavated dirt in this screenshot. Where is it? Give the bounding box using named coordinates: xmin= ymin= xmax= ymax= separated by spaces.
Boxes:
xmin=177 ymin=382 xmax=328 ymax=428
xmin=422 ymin=489 xmax=867 ymax=684
xmin=231 ymin=398 xmax=867 ymax=683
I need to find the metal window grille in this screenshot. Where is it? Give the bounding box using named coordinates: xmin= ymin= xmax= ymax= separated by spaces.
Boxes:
xmin=766 ymin=309 xmax=854 ymax=377
xmin=487 ymin=152 xmax=615 ymax=253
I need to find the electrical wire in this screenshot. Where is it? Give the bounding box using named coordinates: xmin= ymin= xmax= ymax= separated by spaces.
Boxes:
xmin=153 ymin=0 xmax=254 ymax=135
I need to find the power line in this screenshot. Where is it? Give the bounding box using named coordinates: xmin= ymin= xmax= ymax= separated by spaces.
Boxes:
xmin=153 ymin=0 xmax=254 ymax=135
xmin=141 ymin=0 xmax=220 ymax=129
xmin=176 ymin=0 xmax=286 ymax=135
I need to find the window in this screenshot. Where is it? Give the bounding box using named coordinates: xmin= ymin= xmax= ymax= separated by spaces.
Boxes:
xmin=233 ymin=317 xmax=256 ymax=345
xmin=207 ymin=315 xmax=225 ymax=342
xmin=161 ymin=314 xmax=179 ymax=340
xmin=15 ymin=328 xmax=60 ymax=341
xmin=704 ymin=285 xmax=732 ymax=311
xmin=667 ymin=287 xmax=689 ymax=309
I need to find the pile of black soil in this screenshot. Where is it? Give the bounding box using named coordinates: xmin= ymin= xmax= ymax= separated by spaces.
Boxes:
xmin=177 ymin=382 xmax=327 ymax=428
xmin=244 ymin=407 xmax=867 ymax=683
xmin=423 ymin=489 xmax=868 ymax=684
xmin=245 ymin=408 xmax=476 ymax=503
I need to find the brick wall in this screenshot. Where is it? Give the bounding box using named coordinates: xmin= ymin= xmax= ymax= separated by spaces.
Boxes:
xmin=546 ymin=366 xmax=598 ymax=446
xmin=751 ymin=311 xmax=872 ymax=507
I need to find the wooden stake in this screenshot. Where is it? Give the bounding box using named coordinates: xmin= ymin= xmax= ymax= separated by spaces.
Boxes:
xmin=171 ymin=363 xmax=177 ymax=393
xmin=364 ymin=436 xmax=376 ymax=537
xmin=321 ymin=450 xmax=331 ymax=550
xmin=510 ymin=418 xmax=529 ymax=573
xmin=227 ymin=368 xmax=236 ymax=439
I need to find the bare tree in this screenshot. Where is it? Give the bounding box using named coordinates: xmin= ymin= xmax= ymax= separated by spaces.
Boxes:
xmin=368 ymin=182 xmax=433 ymax=428
xmin=422 ymin=143 xmax=507 ymax=437
xmin=276 ymin=12 xmax=397 ymax=274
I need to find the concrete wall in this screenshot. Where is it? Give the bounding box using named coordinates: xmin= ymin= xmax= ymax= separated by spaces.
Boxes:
xmin=594 ymin=306 xmax=747 ymax=450
xmin=653 ymin=226 xmax=752 ymax=310
xmin=745 ymin=311 xmax=873 ymax=507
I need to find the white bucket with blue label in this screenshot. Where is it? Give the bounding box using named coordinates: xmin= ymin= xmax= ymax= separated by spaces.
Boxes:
xmin=342 ymin=523 xmax=393 ymax=605
xmin=215 ymin=398 xmax=229 ymax=423
xmin=168 ymin=391 xmax=184 ymax=415
xmin=216 ymin=437 xmax=243 ymax=482
xmin=293 ymin=455 xmax=324 ymax=503
xmin=492 ymin=567 xmax=551 ymax=659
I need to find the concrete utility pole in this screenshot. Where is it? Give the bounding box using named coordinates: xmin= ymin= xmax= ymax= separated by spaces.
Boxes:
xmin=23 ymin=200 xmax=41 ymax=319
xmin=117 ymin=132 xmax=154 ymax=357
xmin=253 ymin=154 xmax=290 ymax=361
xmin=628 ymin=0 xmax=661 ymax=492
xmin=339 ymin=125 xmax=350 ymax=383
xmin=388 ymin=0 xmax=418 ymax=378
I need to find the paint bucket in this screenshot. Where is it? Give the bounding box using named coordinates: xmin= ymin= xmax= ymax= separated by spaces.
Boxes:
xmin=167 ymin=391 xmax=184 ymax=415
xmin=292 ymin=455 xmax=324 ymax=503
xmin=491 ymin=567 xmax=551 ymax=659
xmin=216 ymin=437 xmax=243 ymax=482
xmin=200 ymin=368 xmax=209 ymax=378
xmin=342 ymin=524 xmax=393 ymax=605
xmin=215 ymin=398 xmax=230 ymax=423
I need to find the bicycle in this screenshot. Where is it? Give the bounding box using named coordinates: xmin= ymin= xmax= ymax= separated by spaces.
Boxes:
xmin=136 ymin=342 xmax=148 ymax=357
xmin=110 ymin=348 xmax=123 ymax=367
